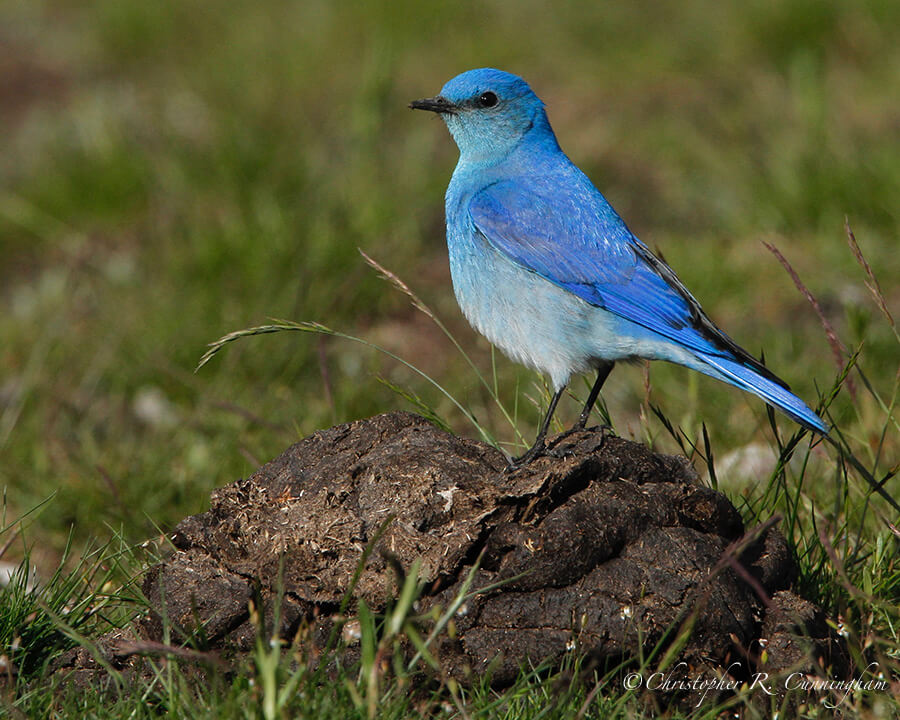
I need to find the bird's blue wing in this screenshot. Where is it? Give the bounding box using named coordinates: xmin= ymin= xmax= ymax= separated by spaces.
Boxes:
xmin=468 ymin=179 xmax=828 ymax=434
xmin=467 ymin=179 xmax=638 ymax=289
xmin=469 ymin=180 xmax=784 ymax=373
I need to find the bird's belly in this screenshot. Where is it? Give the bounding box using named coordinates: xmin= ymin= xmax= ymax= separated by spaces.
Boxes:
xmin=448 ymin=231 xmax=698 ymax=389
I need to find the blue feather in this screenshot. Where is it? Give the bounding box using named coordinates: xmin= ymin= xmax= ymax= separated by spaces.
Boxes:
xmin=412 ymin=68 xmax=829 ymax=443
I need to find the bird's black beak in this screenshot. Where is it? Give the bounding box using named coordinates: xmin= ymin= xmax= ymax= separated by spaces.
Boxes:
xmin=409 ymin=95 xmax=457 ymax=115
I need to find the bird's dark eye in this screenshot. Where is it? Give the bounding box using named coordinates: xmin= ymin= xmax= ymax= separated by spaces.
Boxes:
xmin=477 ymin=91 xmax=499 ymax=108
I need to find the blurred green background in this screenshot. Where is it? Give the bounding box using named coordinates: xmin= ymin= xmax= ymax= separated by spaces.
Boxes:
xmin=1 ymin=0 xmax=898 ymax=568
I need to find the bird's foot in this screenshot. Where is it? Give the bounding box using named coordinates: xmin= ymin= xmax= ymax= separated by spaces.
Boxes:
xmin=547 ymin=423 xmax=613 ymax=458
xmin=545 ymin=444 xmax=575 ymax=460
xmin=583 ymin=422 xmax=614 ymax=436
xmin=506 ymin=441 xmax=547 ymax=471
xmin=558 ymin=420 xmax=613 ymax=443
xmin=506 ymin=425 xmax=614 ymax=470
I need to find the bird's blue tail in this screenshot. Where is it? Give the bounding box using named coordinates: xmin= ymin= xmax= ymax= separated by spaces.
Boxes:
xmin=698 ymin=354 xmax=829 ymax=435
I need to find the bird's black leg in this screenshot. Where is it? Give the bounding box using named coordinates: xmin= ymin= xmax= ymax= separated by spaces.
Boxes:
xmin=509 ymin=386 xmax=566 ymax=469
xmin=576 ymin=361 xmax=614 ymax=429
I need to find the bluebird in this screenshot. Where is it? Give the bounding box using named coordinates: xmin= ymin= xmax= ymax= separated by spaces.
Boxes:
xmin=411 ymin=68 xmax=828 ymax=466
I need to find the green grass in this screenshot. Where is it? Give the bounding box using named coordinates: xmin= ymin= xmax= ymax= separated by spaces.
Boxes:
xmin=1 ymin=0 xmax=898 ymax=716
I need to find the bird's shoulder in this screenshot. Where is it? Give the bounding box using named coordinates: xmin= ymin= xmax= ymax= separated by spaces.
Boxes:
xmin=464 ymin=156 xmax=638 ymax=266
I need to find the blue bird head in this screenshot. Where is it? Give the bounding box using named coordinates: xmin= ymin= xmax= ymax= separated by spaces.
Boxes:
xmin=411 ymin=68 xmax=553 ymax=164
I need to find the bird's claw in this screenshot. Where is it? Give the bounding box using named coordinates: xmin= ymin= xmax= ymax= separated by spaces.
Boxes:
xmin=505 ymin=424 xmax=613 ymax=471
xmin=545 ymin=445 xmax=574 ymax=459
xmin=506 ymin=442 xmax=547 ymax=471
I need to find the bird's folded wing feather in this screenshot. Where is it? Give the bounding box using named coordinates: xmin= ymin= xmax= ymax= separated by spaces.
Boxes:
xmin=469 ymin=180 xmax=785 ymax=384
